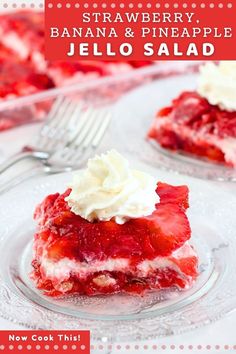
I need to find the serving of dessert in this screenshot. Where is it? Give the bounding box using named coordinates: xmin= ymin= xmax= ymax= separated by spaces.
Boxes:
xmin=31 ymin=150 xmax=198 ymax=297
xmin=148 ymin=62 xmax=236 ymax=168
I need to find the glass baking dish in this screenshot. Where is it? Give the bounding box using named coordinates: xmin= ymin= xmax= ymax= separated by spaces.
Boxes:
xmin=0 ymin=61 xmax=201 ymax=131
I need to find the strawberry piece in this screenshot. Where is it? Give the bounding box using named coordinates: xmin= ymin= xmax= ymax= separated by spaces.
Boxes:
xmin=156 ymin=269 xmax=186 ymax=289
xmin=170 ymin=243 xmax=198 ymax=278
xmin=47 ymin=239 xmax=80 ymax=261
xmin=124 ymin=281 xmax=149 ymax=294
xmin=171 ymin=91 xmax=210 ymax=124
xmin=144 ymin=204 xmax=191 ymax=256
xmin=106 ymin=234 xmax=143 ymax=258
xmin=157 ymin=106 xmax=173 ymax=118
xmin=171 ymin=255 xmax=198 ymax=278
xmin=157 ymin=182 xmax=189 ymax=210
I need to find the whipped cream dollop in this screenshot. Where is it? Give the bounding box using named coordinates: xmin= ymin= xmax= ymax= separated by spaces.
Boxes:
xmin=197 ymin=61 xmax=236 ymax=112
xmin=65 ymin=150 xmax=159 ymax=224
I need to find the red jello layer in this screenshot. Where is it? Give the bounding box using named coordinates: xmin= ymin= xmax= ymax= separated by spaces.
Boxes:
xmin=33 ymin=183 xmax=190 ymax=261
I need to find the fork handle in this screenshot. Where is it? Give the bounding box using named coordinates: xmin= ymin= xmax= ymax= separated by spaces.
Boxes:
xmin=0 ymin=165 xmax=44 ymax=196
xmin=0 ymin=151 xmax=49 ymax=175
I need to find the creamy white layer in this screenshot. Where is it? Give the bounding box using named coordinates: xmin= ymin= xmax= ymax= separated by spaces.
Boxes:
xmin=39 ymin=243 xmax=196 ymax=284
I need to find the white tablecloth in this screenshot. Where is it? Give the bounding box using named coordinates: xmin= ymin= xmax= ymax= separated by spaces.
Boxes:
xmin=0 ymin=124 xmax=236 ymax=354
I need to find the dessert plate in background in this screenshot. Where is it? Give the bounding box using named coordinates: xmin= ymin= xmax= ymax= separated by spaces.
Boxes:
xmin=111 ymin=74 xmax=236 ymax=181
xmin=0 ymin=165 xmax=235 ymax=343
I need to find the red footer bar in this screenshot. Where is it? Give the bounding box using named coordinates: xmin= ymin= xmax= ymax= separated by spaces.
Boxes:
xmin=0 ymin=331 xmax=90 ymax=354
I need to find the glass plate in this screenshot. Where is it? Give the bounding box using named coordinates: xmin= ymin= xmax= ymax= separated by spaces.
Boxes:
xmin=111 ymin=73 xmax=236 ymax=181
xmin=0 ymin=166 xmax=236 ymax=342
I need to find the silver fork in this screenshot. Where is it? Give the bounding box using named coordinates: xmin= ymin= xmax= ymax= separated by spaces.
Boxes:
xmin=0 ymin=106 xmax=111 ymax=195
xmin=48 ymin=107 xmax=111 ymax=169
xmin=0 ymin=96 xmax=83 ymax=174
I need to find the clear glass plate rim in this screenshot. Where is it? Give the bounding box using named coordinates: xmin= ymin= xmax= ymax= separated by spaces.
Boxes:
xmin=3 ymin=231 xmax=216 ymax=322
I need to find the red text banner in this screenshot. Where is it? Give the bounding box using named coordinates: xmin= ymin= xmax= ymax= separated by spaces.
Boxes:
xmin=45 ymin=0 xmax=235 ymax=61
xmin=0 ymin=331 xmax=90 ymax=354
